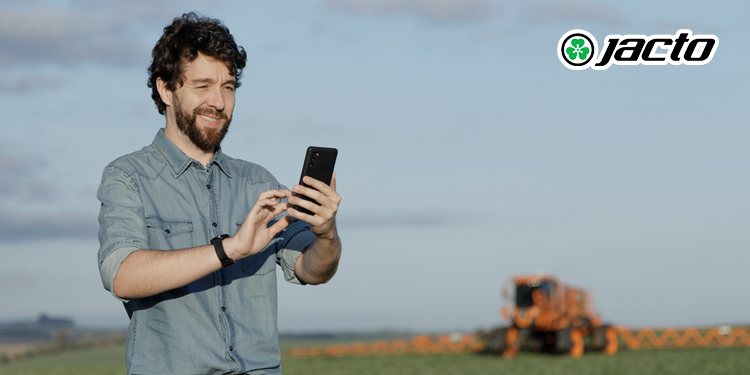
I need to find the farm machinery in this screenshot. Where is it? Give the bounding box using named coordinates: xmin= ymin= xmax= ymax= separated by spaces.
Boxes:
xmin=481 ymin=274 xmax=618 ymax=358
xmin=288 ymin=273 xmax=750 ymax=358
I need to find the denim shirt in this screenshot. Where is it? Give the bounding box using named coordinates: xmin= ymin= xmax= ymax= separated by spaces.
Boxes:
xmin=97 ymin=129 xmax=314 ymax=375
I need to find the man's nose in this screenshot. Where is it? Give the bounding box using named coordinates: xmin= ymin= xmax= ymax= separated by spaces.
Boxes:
xmin=206 ymin=86 xmax=225 ymax=111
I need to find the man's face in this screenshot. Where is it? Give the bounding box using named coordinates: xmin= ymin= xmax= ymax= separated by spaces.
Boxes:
xmin=171 ymin=54 xmax=236 ymax=152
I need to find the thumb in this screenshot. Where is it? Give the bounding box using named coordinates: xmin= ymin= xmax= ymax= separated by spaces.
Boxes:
xmin=266 ymin=215 xmax=292 ymax=239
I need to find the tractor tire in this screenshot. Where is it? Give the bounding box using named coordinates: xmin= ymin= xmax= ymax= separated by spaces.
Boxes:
xmin=554 ymin=327 xmax=572 ymax=354
xmin=570 ymin=328 xmax=584 ymax=358
xmin=604 ymin=326 xmax=619 ymax=355
xmin=591 ymin=325 xmax=607 ymax=351
xmin=483 ymin=327 xmax=507 ymax=355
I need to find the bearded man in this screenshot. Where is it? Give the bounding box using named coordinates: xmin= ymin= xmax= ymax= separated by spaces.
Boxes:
xmin=97 ymin=13 xmax=341 ymax=375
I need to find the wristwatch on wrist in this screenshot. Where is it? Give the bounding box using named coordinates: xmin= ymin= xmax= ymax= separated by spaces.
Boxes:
xmin=211 ymin=234 xmax=235 ymax=268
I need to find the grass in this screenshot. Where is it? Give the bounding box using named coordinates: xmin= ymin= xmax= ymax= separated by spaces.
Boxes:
xmin=282 ymin=347 xmax=750 ymax=375
xmin=0 ymin=345 xmax=125 ymax=375
xmin=0 ymin=343 xmax=748 ymax=375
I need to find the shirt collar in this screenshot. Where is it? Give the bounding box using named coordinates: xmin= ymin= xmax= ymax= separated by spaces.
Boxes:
xmin=151 ymin=129 xmax=232 ymax=178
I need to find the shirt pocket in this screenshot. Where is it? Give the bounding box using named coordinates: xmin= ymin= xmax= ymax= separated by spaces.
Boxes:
xmin=235 ymin=221 xmax=276 ymax=276
xmin=145 ymin=216 xmax=194 ymax=250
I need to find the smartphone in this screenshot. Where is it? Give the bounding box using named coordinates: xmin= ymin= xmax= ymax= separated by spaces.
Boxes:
xmin=293 ymin=146 xmax=338 ymax=216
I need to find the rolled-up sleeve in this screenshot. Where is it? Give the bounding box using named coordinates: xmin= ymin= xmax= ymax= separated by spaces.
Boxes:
xmin=274 ymin=218 xmax=315 ymax=285
xmin=97 ymin=165 xmax=148 ymax=301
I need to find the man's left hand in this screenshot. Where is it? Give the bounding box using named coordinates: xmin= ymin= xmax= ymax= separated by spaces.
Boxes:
xmin=287 ymin=172 xmax=340 ymax=239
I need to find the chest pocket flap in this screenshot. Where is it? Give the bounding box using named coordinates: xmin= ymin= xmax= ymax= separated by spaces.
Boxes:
xmin=145 ymin=216 xmax=194 ymax=250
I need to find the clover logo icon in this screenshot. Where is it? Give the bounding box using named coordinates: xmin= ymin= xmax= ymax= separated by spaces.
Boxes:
xmin=557 ymin=30 xmax=598 ymax=70
xmin=566 ymin=38 xmax=590 ymax=61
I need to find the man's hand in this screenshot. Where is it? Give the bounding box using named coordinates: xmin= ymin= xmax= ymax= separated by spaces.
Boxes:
xmin=287 ymin=172 xmax=341 ymax=239
xmin=113 ymin=189 xmax=292 ymax=299
xmin=287 ymin=172 xmax=342 ymax=285
xmin=223 ymin=189 xmax=291 ymax=261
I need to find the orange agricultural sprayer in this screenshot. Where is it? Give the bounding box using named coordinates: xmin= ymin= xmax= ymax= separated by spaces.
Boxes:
xmin=481 ymin=273 xmax=617 ymax=358
xmin=288 ymin=273 xmax=750 ymax=359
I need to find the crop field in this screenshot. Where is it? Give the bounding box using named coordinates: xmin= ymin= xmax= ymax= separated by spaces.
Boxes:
xmin=0 ymin=343 xmax=748 ymax=375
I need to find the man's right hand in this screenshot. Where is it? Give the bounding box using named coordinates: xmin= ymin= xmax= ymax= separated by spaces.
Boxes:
xmin=223 ymin=189 xmax=291 ymax=261
xmin=113 ymin=189 xmax=292 ymax=300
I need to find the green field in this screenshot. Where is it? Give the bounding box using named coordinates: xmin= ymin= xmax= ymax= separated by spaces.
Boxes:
xmin=1 ymin=344 xmax=748 ymax=375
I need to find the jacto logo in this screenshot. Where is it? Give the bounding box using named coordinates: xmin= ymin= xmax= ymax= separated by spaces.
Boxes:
xmin=558 ymin=29 xmax=719 ymax=70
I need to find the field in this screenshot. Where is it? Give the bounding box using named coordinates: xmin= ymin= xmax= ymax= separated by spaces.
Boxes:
xmin=0 ymin=343 xmax=748 ymax=375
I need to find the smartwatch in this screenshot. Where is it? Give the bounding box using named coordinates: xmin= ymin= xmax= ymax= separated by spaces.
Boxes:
xmin=211 ymin=234 xmax=234 ymax=268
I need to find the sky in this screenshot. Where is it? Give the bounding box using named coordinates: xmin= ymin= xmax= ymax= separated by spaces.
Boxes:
xmin=0 ymin=0 xmax=748 ymax=333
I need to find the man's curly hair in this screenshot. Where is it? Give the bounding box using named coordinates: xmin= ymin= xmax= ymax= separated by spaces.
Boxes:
xmin=147 ymin=13 xmax=247 ymax=115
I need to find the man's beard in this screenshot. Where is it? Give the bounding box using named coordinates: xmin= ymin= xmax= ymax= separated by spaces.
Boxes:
xmin=173 ymin=94 xmax=231 ymax=153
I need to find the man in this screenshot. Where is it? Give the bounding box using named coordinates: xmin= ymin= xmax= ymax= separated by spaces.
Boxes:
xmin=97 ymin=13 xmax=341 ymax=374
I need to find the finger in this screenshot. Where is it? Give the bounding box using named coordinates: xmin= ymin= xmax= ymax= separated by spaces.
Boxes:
xmin=290 ymin=189 xmax=338 ymax=217
xmin=264 ymin=201 xmax=289 ymax=217
xmin=288 ymin=195 xmax=324 ymax=216
xmin=248 ymin=199 xmax=288 ymax=226
xmin=256 ymin=189 xmax=293 ymax=209
xmin=293 ymin=183 xmax=337 ymax=206
xmin=301 ymin=175 xmax=340 ymax=205
xmin=256 ymin=200 xmax=290 ymax=217
xmin=292 ymin=185 xmax=340 ymax=220
xmin=287 ymin=204 xmax=324 ymax=226
xmin=258 ymin=189 xmax=288 ymax=200
xmin=257 ymin=198 xmax=279 ymax=207
xmin=266 ymin=215 xmax=291 ymax=238
xmin=292 ymin=184 xmax=321 ymax=203
xmin=301 ymin=176 xmax=335 ymax=196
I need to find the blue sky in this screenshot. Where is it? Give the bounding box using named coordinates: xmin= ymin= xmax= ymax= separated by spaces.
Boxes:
xmin=0 ymin=0 xmax=748 ymax=332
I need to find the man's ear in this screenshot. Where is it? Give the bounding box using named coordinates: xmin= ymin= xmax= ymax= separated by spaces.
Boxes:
xmin=156 ymin=78 xmax=173 ymax=108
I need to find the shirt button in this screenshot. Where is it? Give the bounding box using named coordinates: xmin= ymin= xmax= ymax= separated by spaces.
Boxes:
xmin=212 ymin=223 xmax=218 ymax=227
xmin=165 ymin=229 xmax=170 ymax=234
xmin=221 ymin=306 xmax=226 ymax=312
xmin=207 ymin=184 xmax=211 ymax=189
xmin=229 ymin=346 xmax=234 ymax=351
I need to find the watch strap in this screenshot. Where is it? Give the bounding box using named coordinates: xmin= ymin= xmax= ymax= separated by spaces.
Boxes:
xmin=211 ymin=234 xmax=234 ymax=268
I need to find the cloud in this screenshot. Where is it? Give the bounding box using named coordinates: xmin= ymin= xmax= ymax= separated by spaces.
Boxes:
xmin=522 ymin=0 xmax=627 ymax=25
xmin=0 ymin=6 xmax=144 ymax=67
xmin=0 ymin=179 xmax=59 ymax=203
xmin=0 ymin=152 xmax=47 ymax=175
xmin=0 ymin=272 xmax=39 ymax=290
xmin=0 ymin=76 xmax=68 ymax=93
xmin=0 ymin=209 xmax=98 ymax=242
xmin=338 ymin=210 xmax=455 ymax=227
xmin=0 ymin=150 xmax=60 ymax=202
xmin=323 ymin=0 xmax=497 ymax=23
xmin=0 ymin=0 xmax=212 ymax=68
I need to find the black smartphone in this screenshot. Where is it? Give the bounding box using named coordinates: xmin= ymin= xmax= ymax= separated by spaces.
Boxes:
xmin=293 ymin=146 xmax=338 ymax=216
